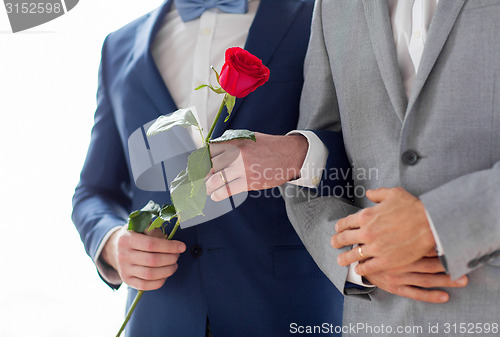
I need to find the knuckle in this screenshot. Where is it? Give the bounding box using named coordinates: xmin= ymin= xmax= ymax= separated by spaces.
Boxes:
xmin=117 ymin=234 xmax=129 ymax=249
xmin=369 ymin=242 xmax=382 ymax=255
xmin=358 ymin=208 xmax=373 ymax=223
xmin=386 ymin=285 xmax=398 ymax=294
xmin=143 ymin=268 xmax=155 ymax=280
xmin=385 ymin=274 xmax=399 ymax=285
xmin=419 ymin=276 xmax=433 ymax=288
xmin=166 ymin=264 xmax=178 ymax=277
xmin=146 ymin=254 xmax=159 ymax=267
xmin=144 ymin=237 xmax=156 ymax=252
xmin=392 ymin=187 xmax=405 ymax=197
xmin=360 ymin=227 xmax=374 ymax=242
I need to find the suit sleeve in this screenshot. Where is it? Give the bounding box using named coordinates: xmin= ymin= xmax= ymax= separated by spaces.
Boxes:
xmin=283 ymin=0 xmax=372 ymax=298
xmin=72 ymin=36 xmax=132 ymax=289
xmin=419 ymin=161 xmax=500 ymax=280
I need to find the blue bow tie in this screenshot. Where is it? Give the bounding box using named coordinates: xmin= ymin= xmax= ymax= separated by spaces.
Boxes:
xmin=174 ymin=0 xmax=248 ymax=22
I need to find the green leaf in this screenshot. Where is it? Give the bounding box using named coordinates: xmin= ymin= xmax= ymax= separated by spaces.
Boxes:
xmin=195 ymin=84 xmax=210 ymax=91
xmin=128 ymin=210 xmax=141 ymax=219
xmin=128 ymin=212 xmax=153 ymax=232
xmin=147 ymin=205 xmax=178 ymax=232
xmin=146 ymin=109 xmax=200 ymax=137
xmin=210 ymin=129 xmax=256 ymax=143
xmin=187 ymin=145 xmax=212 ymax=183
xmin=127 ymin=200 xmax=162 ymax=232
xmin=195 ymin=83 xmax=226 ymax=94
xmin=213 ymin=87 xmax=227 ymax=94
xmin=148 ymin=216 xmax=165 ymax=231
xmin=140 ymin=200 xmax=161 ymax=216
xmin=211 ymin=65 xmax=221 ymax=85
xmin=170 ymin=169 xmax=207 ymax=222
xmin=224 ymin=95 xmax=236 ymax=121
xmin=160 ymin=204 xmax=177 ymax=222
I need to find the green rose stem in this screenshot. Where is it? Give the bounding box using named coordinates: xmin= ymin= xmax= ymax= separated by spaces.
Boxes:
xmin=115 ymin=219 xmax=181 ymax=337
xmin=116 ymin=291 xmax=143 ymax=337
xmin=205 ymin=94 xmax=229 ymax=144
xmin=116 ymin=96 xmax=229 ymax=337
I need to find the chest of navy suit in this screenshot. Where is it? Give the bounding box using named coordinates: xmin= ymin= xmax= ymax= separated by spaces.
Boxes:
xmin=72 ymin=0 xmax=348 ymax=336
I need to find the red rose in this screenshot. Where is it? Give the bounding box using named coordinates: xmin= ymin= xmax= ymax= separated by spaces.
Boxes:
xmin=219 ymin=47 xmax=270 ymax=98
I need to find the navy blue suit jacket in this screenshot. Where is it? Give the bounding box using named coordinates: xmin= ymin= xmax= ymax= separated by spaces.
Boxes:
xmin=72 ymin=1 xmax=348 ymax=336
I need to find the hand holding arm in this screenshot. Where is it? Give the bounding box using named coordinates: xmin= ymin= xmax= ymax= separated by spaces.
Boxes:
xmin=331 ymin=187 xmax=436 ymax=275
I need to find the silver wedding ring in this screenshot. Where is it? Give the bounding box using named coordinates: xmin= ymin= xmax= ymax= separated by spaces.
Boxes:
xmin=219 ymin=170 xmax=228 ymax=185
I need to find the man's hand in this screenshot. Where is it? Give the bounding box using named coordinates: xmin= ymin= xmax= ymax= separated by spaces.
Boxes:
xmin=331 ymin=187 xmax=436 ymax=275
xmin=363 ymin=252 xmax=468 ymax=303
xmin=206 ymin=132 xmax=308 ymax=201
xmin=101 ymin=226 xmax=186 ymax=291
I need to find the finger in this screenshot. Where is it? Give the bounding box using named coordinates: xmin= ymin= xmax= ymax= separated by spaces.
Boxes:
xmin=129 ymin=235 xmax=186 ymax=254
xmin=395 ymin=285 xmax=450 ymax=303
xmin=206 ymin=166 xmax=242 ymax=195
xmin=211 ymin=177 xmax=247 ymax=201
xmin=128 ymin=250 xmax=180 ymax=268
xmin=126 ymin=277 xmax=167 ymax=291
xmin=365 ymin=188 xmax=392 ymax=203
xmin=331 ymin=229 xmax=363 ymax=249
xmin=211 ymin=149 xmax=241 ymax=173
xmin=208 ymin=142 xmax=233 ymax=157
xmin=402 ymin=273 xmax=469 ymax=289
xmin=335 ymin=243 xmax=370 ymax=266
xmin=398 ymin=257 xmax=445 ymax=274
xmin=335 ymin=213 xmax=361 ymax=233
xmin=355 ymin=257 xmax=391 ymax=276
xmin=144 ymin=228 xmax=164 ymax=238
xmin=129 ymin=264 xmax=179 ymax=281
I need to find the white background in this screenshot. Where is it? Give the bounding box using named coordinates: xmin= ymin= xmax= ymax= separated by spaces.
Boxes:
xmin=0 ymin=1 xmax=164 ymax=336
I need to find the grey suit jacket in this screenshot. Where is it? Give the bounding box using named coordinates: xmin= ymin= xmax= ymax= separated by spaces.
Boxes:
xmin=285 ymin=0 xmax=500 ymax=335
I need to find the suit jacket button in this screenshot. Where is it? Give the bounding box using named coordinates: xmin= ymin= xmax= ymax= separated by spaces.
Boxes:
xmin=402 ymin=150 xmax=419 ymax=165
xmin=467 ymin=258 xmax=480 ymax=269
xmin=191 ymin=244 xmax=203 ymax=258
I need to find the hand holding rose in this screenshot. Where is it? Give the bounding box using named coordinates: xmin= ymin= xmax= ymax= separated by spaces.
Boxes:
xmin=206 ymin=133 xmax=308 ymax=201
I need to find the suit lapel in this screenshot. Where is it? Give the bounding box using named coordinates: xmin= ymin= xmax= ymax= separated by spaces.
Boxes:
xmin=211 ymin=0 xmax=305 ymax=138
xmin=363 ymin=0 xmax=408 ymax=123
xmin=129 ymin=0 xmax=177 ymax=119
xmin=406 ymin=0 xmax=467 ymax=115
